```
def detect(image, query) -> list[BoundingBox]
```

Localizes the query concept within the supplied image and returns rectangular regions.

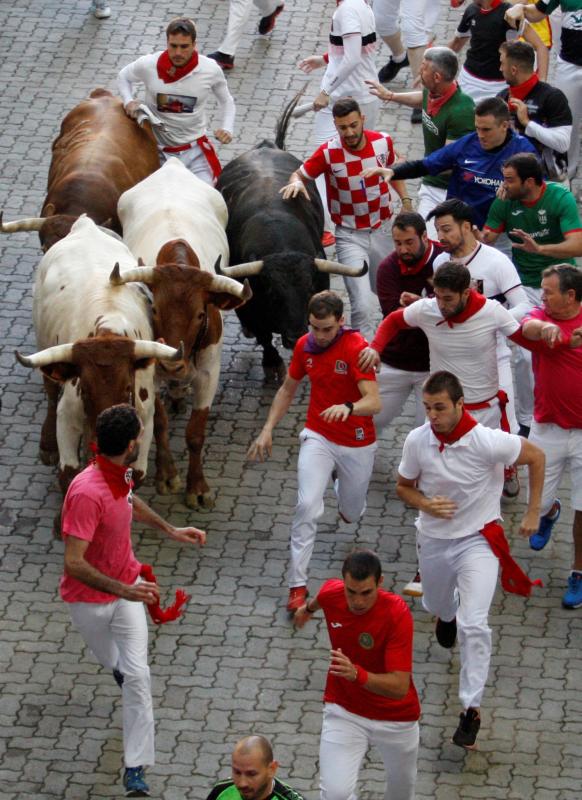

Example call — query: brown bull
[1,88,159,250]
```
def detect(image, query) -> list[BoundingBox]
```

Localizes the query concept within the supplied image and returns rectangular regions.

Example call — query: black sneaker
[207,51,235,70]
[258,4,284,35]
[518,424,530,438]
[411,107,423,124]
[435,617,457,648]
[452,708,481,749]
[113,669,124,688]
[378,54,410,83]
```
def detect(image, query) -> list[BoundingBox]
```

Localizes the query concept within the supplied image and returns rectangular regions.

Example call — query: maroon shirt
[375,240,443,372]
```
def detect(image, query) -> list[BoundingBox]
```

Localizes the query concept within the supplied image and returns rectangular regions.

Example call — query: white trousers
[373,0,439,47]
[418,531,499,709]
[319,703,419,800]
[335,224,391,341]
[376,362,428,430]
[159,144,215,185]
[68,597,155,768]
[529,421,582,515]
[416,183,446,239]
[553,57,582,179]
[459,67,507,103]
[219,0,280,55]
[513,286,541,427]
[288,430,377,587]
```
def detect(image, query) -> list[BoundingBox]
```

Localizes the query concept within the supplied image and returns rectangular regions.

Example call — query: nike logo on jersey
[463,159,478,164]
[330,622,343,628]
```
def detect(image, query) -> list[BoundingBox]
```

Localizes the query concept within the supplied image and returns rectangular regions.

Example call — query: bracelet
[304,601,316,614]
[354,665,369,686]
[344,402,354,415]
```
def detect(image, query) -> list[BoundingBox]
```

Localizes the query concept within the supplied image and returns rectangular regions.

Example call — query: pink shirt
[60,464,141,603]
[526,306,582,429]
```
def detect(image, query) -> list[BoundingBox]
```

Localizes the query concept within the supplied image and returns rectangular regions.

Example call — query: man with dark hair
[118,17,235,184]
[519,265,582,608]
[366,97,538,228]
[247,291,381,612]
[293,550,420,800]
[498,40,572,179]
[367,46,475,237]
[206,735,305,800]
[61,404,206,797]
[280,98,410,340]
[207,1,285,70]
[396,371,545,749]
[483,152,582,433]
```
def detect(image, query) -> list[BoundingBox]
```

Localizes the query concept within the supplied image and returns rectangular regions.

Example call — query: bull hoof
[185,491,215,510]
[156,474,183,495]
[40,448,59,466]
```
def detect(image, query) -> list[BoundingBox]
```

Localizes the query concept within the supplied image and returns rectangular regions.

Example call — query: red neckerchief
[480,0,502,13]
[431,409,477,453]
[398,241,435,276]
[94,453,134,499]
[140,563,191,624]
[427,82,458,118]
[157,49,199,83]
[509,73,539,101]
[436,288,486,328]
[480,521,543,596]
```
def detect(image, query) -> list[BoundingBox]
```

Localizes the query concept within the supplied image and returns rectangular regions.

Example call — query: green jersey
[206,778,305,800]
[421,87,475,190]
[484,182,582,287]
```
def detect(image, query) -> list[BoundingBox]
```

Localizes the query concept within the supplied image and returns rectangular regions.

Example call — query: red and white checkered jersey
[300,130,395,230]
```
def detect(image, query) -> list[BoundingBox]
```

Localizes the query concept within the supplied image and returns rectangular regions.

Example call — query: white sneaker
[403,571,423,597]
[92,2,111,19]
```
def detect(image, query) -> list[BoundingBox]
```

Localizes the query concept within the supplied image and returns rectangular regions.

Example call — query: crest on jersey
[376,153,387,167]
[359,632,374,649]
[335,360,348,374]
[538,208,548,225]
[306,357,313,369]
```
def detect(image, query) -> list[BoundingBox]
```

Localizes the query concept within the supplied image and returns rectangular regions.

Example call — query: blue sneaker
[529,499,561,551]
[123,766,150,797]
[562,572,582,609]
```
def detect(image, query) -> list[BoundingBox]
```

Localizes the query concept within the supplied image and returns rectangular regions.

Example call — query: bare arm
[522,22,549,81]
[507,2,547,23]
[329,648,411,699]
[132,494,206,545]
[447,35,469,53]
[320,378,381,423]
[366,80,422,108]
[247,374,301,460]
[515,438,545,536]
[396,474,458,519]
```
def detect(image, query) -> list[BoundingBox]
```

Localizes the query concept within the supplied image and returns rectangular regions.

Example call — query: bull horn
[110,263,156,286]
[132,339,184,362]
[15,343,74,368]
[214,254,223,274]
[209,274,253,300]
[216,260,264,278]
[0,210,45,234]
[314,258,369,277]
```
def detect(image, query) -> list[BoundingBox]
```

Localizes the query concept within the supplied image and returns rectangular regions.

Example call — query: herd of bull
[1,88,366,514]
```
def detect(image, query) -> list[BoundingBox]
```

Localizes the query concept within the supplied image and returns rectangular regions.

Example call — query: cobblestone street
[0,1,581,798]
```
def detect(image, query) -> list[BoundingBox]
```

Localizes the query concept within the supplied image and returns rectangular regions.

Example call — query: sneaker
[452,708,480,750]
[321,231,336,248]
[287,586,307,612]
[377,54,410,84]
[529,499,561,551]
[435,616,457,648]
[258,4,284,35]
[518,424,530,438]
[403,571,423,597]
[502,465,520,499]
[123,766,150,797]
[411,108,423,124]
[207,51,235,70]
[91,1,111,18]
[113,669,124,688]
[562,571,582,609]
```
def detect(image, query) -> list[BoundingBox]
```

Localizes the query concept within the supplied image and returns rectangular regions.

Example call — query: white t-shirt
[322,0,378,102]
[403,297,519,402]
[118,52,236,148]
[398,422,522,539]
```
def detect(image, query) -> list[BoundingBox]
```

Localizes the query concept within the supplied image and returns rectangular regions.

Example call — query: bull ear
[40,363,80,384]
[44,202,55,216]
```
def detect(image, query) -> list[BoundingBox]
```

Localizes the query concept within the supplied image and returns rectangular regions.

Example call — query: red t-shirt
[317,579,421,722]
[525,306,582,429]
[288,330,376,447]
[60,464,141,603]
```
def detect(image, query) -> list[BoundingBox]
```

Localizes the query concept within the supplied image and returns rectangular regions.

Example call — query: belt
[161,135,222,180]
[465,390,510,433]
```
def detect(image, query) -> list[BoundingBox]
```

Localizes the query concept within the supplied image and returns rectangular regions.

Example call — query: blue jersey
[423,131,538,228]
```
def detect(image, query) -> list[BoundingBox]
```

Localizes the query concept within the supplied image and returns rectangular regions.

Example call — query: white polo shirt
[403,297,519,403]
[398,421,522,539]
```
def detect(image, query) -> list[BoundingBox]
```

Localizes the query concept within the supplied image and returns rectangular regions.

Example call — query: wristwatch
[344,402,354,415]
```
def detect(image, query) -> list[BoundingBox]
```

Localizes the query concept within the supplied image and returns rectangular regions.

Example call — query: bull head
[214,256,368,279]
[15,339,184,371]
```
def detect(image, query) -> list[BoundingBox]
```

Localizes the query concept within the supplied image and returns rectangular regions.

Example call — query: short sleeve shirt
[317,579,421,721]
[325,0,378,101]
[457,2,513,81]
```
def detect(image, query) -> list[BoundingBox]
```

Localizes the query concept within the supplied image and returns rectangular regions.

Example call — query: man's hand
[570,326,582,348]
[496,184,508,201]
[510,228,540,253]
[247,430,273,462]
[360,167,394,181]
[519,509,541,537]
[422,495,458,519]
[298,55,326,73]
[400,291,421,307]
[508,97,530,127]
[538,322,563,347]
[320,404,352,423]
[124,581,160,605]
[279,180,311,201]
[358,347,380,371]
[329,648,357,682]
[214,128,233,144]
[313,91,330,111]
[167,526,206,546]
[365,79,393,102]
[124,100,141,120]
[293,604,313,628]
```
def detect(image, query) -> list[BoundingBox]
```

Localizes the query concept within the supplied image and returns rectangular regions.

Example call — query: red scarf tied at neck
[92,449,134,499]
[157,49,199,83]
[436,288,486,328]
[431,409,477,452]
[508,73,539,102]
[426,82,458,118]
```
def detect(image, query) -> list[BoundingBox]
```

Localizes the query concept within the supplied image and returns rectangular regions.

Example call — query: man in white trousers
[61,404,206,797]
[294,549,421,800]
[247,291,380,613]
[118,17,235,184]
[207,1,285,70]
[397,371,545,748]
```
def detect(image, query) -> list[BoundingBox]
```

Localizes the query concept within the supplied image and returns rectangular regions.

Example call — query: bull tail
[274,88,307,151]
